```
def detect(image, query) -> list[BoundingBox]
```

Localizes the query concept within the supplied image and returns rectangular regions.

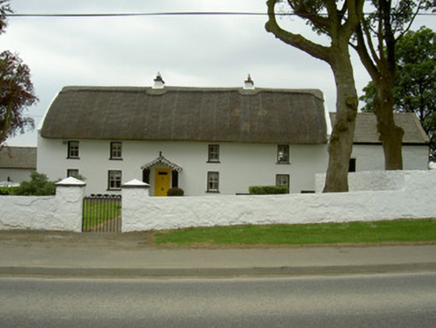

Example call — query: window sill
[107,188,121,192]
[276,162,291,165]
[206,190,220,194]
[67,157,80,160]
[207,161,221,164]
[109,158,123,161]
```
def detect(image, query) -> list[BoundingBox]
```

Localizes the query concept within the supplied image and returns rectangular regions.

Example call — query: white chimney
[244,74,255,90]
[152,72,165,89]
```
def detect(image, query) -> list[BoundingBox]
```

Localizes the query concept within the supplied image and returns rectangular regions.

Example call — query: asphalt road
[1,273,435,328]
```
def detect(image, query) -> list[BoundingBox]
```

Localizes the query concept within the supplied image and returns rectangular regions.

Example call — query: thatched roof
[329,112,429,144]
[0,147,37,169]
[40,86,327,144]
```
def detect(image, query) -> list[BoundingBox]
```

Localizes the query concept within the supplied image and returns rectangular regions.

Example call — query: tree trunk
[373,79,404,170]
[323,49,358,192]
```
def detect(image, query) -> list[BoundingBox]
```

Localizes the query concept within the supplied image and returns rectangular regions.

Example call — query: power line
[5,11,436,18]
[6,12,269,18]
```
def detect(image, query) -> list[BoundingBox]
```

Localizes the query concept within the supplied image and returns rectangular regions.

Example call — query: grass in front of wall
[151,219,436,247]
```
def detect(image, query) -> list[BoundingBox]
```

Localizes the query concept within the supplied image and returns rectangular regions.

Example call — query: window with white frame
[67,141,79,159]
[276,174,290,189]
[108,170,122,190]
[207,171,219,192]
[208,144,220,162]
[277,145,290,164]
[67,169,79,178]
[110,142,122,160]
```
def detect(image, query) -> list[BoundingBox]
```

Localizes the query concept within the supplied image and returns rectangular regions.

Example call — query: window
[67,169,79,178]
[276,174,290,188]
[143,169,150,184]
[108,170,122,190]
[68,141,79,159]
[277,145,290,164]
[172,170,179,188]
[349,158,356,172]
[207,172,219,192]
[208,144,220,162]
[110,142,122,160]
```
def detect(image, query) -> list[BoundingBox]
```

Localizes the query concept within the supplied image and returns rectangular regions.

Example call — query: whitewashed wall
[351,144,429,171]
[0,168,33,184]
[122,170,436,232]
[37,135,328,195]
[0,178,85,232]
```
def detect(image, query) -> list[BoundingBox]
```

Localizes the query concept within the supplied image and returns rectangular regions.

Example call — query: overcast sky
[3,0,435,146]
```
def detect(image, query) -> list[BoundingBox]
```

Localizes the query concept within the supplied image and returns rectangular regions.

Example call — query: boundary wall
[122,170,436,232]
[1,171,435,232]
[0,178,85,232]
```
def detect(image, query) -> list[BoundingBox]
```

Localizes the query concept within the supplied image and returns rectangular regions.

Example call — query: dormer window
[277,145,290,164]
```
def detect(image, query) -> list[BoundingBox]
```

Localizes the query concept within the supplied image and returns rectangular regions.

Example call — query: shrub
[167,187,184,196]
[0,186,16,195]
[249,185,289,195]
[14,172,56,196]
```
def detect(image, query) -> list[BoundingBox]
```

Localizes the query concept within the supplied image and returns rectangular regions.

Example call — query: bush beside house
[12,172,56,196]
[249,186,289,195]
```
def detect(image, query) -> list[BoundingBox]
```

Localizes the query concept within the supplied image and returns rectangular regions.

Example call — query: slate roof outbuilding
[329,112,429,144]
[0,147,37,169]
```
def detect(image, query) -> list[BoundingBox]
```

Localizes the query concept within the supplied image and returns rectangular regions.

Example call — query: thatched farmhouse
[37,76,429,196]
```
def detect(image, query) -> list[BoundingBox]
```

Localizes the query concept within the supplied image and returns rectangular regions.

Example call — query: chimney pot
[153,72,165,89]
[244,74,255,90]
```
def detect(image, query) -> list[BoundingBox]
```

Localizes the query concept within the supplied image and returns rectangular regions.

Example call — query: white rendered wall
[37,135,328,195]
[0,181,85,232]
[0,168,33,184]
[122,170,436,232]
[351,144,429,171]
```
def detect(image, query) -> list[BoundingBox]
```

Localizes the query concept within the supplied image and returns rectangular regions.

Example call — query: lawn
[151,219,436,247]
[82,200,121,231]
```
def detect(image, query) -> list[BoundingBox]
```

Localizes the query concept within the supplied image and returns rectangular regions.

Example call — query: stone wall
[122,170,436,232]
[0,177,86,232]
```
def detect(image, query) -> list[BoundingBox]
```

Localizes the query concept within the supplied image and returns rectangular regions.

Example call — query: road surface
[1,273,435,327]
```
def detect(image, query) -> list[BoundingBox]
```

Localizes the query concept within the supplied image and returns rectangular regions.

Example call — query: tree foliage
[361,26,436,161]
[0,0,37,147]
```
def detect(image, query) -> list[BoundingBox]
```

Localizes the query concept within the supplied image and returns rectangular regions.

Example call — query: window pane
[276,174,289,188]
[67,169,79,178]
[208,145,220,162]
[111,142,122,159]
[277,145,289,163]
[108,170,122,190]
[68,141,79,158]
[207,172,219,192]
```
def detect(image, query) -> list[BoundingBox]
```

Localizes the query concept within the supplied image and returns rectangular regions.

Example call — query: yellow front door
[154,168,171,196]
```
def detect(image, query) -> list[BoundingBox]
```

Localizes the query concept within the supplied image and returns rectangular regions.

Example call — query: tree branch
[265,0,332,63]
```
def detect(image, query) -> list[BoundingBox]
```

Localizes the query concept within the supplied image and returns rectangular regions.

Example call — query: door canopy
[141,152,183,172]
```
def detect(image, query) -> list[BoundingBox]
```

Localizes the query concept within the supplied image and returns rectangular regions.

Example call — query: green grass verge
[152,219,436,247]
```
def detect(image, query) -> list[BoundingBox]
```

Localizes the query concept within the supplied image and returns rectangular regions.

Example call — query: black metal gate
[82,194,122,233]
